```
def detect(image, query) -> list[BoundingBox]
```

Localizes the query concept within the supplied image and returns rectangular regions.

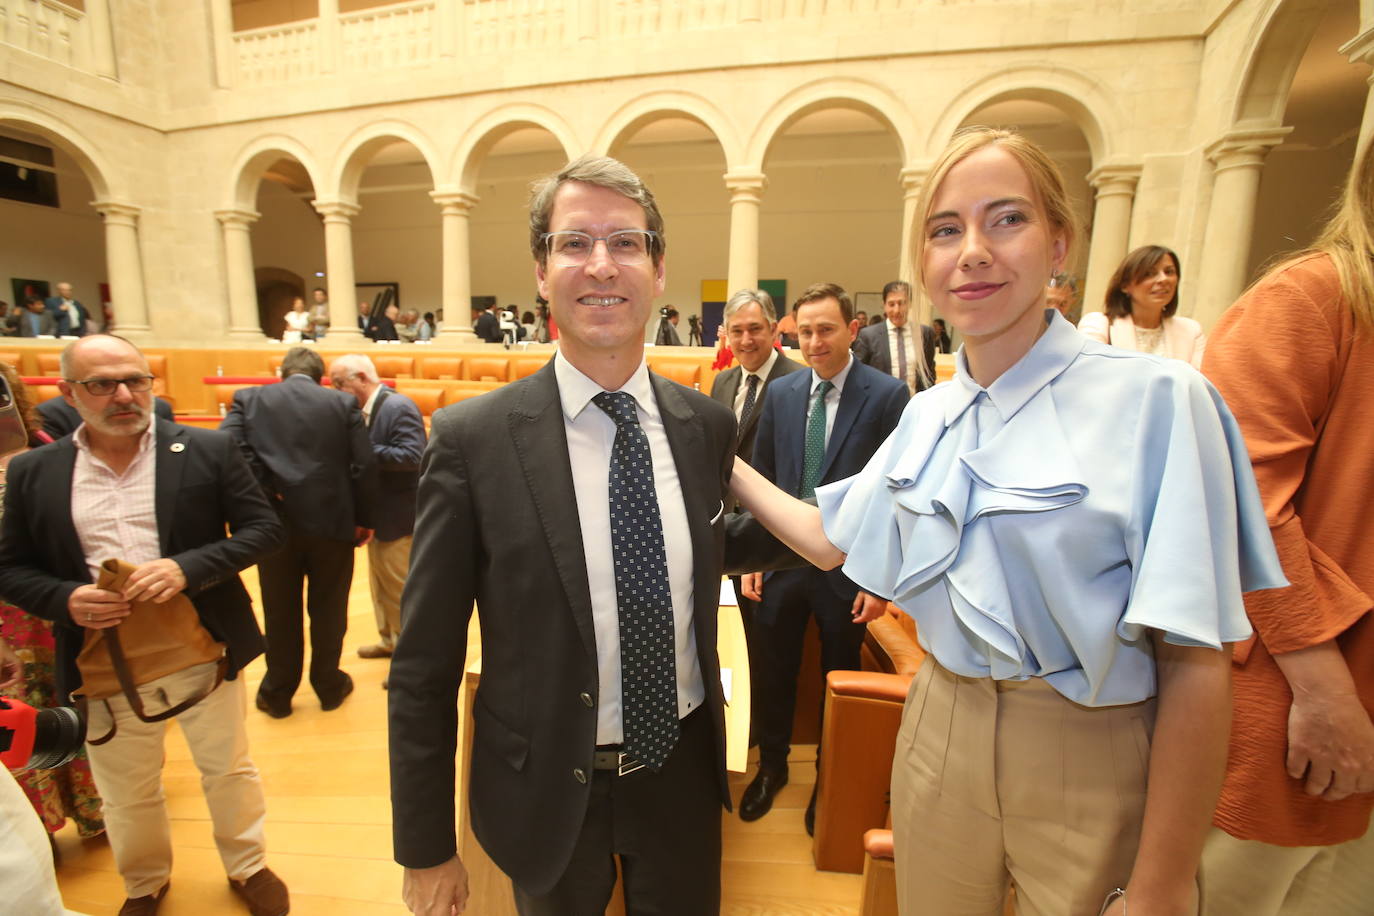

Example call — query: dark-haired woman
[1080,245,1205,368]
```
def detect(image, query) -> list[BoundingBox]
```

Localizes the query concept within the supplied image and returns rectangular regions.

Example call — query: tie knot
[593,390,640,427]
[813,380,834,400]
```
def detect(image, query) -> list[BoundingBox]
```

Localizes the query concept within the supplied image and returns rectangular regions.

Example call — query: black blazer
[709,352,805,465]
[388,361,795,894]
[38,395,175,440]
[0,420,284,701]
[751,359,907,610]
[367,386,426,542]
[853,320,937,393]
[220,374,376,541]
[472,310,501,343]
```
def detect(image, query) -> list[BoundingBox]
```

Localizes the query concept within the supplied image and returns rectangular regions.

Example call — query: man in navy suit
[328,355,426,667]
[853,280,936,395]
[221,347,376,718]
[44,281,91,336]
[739,282,908,831]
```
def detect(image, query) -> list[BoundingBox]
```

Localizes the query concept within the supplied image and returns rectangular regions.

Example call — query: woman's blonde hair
[1275,138,1374,328]
[911,126,1078,296]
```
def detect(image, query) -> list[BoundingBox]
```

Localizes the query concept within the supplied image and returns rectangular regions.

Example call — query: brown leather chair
[464,356,510,382]
[421,357,464,380]
[812,603,925,874]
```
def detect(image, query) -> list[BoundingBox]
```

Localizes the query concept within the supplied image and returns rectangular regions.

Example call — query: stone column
[1195,127,1290,329]
[313,200,365,339]
[215,209,267,341]
[1340,29,1374,163]
[92,201,150,339]
[318,0,340,74]
[85,0,118,79]
[724,171,767,294]
[1080,163,1142,316]
[431,190,480,341]
[897,165,928,285]
[739,0,763,23]
[209,0,235,87]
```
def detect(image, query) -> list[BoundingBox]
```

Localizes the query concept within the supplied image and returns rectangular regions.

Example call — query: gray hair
[528,155,665,266]
[723,289,777,326]
[331,353,379,384]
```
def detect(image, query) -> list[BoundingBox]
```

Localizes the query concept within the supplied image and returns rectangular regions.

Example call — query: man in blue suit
[329,355,427,668]
[45,281,91,336]
[739,281,908,831]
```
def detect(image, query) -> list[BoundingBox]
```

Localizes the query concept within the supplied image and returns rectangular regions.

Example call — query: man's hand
[1286,691,1374,800]
[741,572,763,602]
[68,584,131,628]
[851,591,887,624]
[0,637,23,690]
[355,526,374,548]
[123,558,188,604]
[402,855,469,915]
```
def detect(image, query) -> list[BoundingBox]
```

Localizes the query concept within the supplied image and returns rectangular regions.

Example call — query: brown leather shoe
[229,866,290,916]
[118,881,169,915]
[356,643,393,659]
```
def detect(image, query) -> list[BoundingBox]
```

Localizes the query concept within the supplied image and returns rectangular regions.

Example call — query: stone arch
[746,77,915,168]
[925,64,1121,164]
[0,102,117,201]
[331,119,442,204]
[227,134,325,211]
[592,91,742,168]
[452,104,579,191]
[1229,0,1329,128]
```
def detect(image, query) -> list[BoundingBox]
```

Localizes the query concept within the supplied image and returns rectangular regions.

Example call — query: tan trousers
[84,662,268,898]
[892,659,1157,916]
[1199,824,1374,915]
[367,535,412,649]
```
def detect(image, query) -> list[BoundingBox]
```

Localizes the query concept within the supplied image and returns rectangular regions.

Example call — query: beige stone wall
[0,0,1366,343]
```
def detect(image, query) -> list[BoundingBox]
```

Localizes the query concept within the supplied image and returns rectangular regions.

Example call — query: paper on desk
[719,579,737,606]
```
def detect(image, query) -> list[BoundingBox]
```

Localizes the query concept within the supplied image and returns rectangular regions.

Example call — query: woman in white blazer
[1080,245,1206,368]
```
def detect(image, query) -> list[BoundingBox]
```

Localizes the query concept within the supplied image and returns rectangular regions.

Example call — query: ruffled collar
[881,310,1089,677]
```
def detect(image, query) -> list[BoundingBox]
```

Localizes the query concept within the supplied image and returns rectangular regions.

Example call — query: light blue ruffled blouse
[817,311,1286,707]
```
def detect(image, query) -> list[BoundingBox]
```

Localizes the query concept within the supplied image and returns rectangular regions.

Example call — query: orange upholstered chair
[0,352,22,371]
[403,388,444,417]
[647,357,701,389]
[421,357,464,380]
[464,356,509,382]
[372,355,416,379]
[37,353,61,375]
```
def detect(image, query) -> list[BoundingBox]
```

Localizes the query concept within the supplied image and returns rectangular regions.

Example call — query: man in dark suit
[0,334,289,916]
[389,156,795,915]
[15,295,58,337]
[221,347,375,719]
[853,280,936,395]
[472,304,501,343]
[710,288,804,642]
[328,355,426,665]
[740,282,908,832]
[37,392,175,440]
[45,281,91,336]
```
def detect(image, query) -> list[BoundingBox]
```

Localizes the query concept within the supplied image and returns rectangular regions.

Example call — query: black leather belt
[592,748,645,776]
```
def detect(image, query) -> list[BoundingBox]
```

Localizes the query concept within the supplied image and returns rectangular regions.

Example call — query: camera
[0,696,86,771]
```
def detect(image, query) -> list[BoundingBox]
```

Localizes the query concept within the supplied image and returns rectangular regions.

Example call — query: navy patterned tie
[592,391,679,771]
[800,380,833,499]
[737,373,761,444]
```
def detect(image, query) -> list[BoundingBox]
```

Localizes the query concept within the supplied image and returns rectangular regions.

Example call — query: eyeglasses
[541,230,660,267]
[66,375,154,396]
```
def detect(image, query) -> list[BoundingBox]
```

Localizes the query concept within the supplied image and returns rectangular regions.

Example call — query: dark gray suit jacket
[709,351,805,465]
[388,360,794,894]
[367,386,426,542]
[853,319,937,393]
[0,420,283,701]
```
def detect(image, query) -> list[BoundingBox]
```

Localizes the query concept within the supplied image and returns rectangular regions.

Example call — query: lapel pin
[170,442,186,453]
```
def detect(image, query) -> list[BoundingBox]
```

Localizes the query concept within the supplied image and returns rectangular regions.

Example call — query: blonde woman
[731,127,1283,915]
[1080,245,1205,367]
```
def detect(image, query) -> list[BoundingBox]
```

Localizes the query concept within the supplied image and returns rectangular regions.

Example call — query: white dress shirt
[886,319,920,394]
[554,352,705,745]
[807,352,856,445]
[731,348,780,420]
[71,423,161,581]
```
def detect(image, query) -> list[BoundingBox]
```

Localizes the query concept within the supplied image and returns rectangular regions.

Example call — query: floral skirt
[1,604,105,836]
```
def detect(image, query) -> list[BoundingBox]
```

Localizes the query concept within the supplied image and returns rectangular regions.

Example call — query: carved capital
[214,208,261,229]
[1205,127,1292,173]
[1340,28,1374,67]
[1085,163,1142,199]
[724,170,767,202]
[430,189,480,214]
[91,200,141,226]
[899,165,931,198]
[312,199,361,222]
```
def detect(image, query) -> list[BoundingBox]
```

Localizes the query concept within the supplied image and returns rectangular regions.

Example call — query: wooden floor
[52,557,861,915]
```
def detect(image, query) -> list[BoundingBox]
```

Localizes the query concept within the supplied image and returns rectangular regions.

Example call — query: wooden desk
[458,601,751,913]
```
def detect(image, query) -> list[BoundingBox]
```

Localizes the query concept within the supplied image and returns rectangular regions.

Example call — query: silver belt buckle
[617,752,645,776]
